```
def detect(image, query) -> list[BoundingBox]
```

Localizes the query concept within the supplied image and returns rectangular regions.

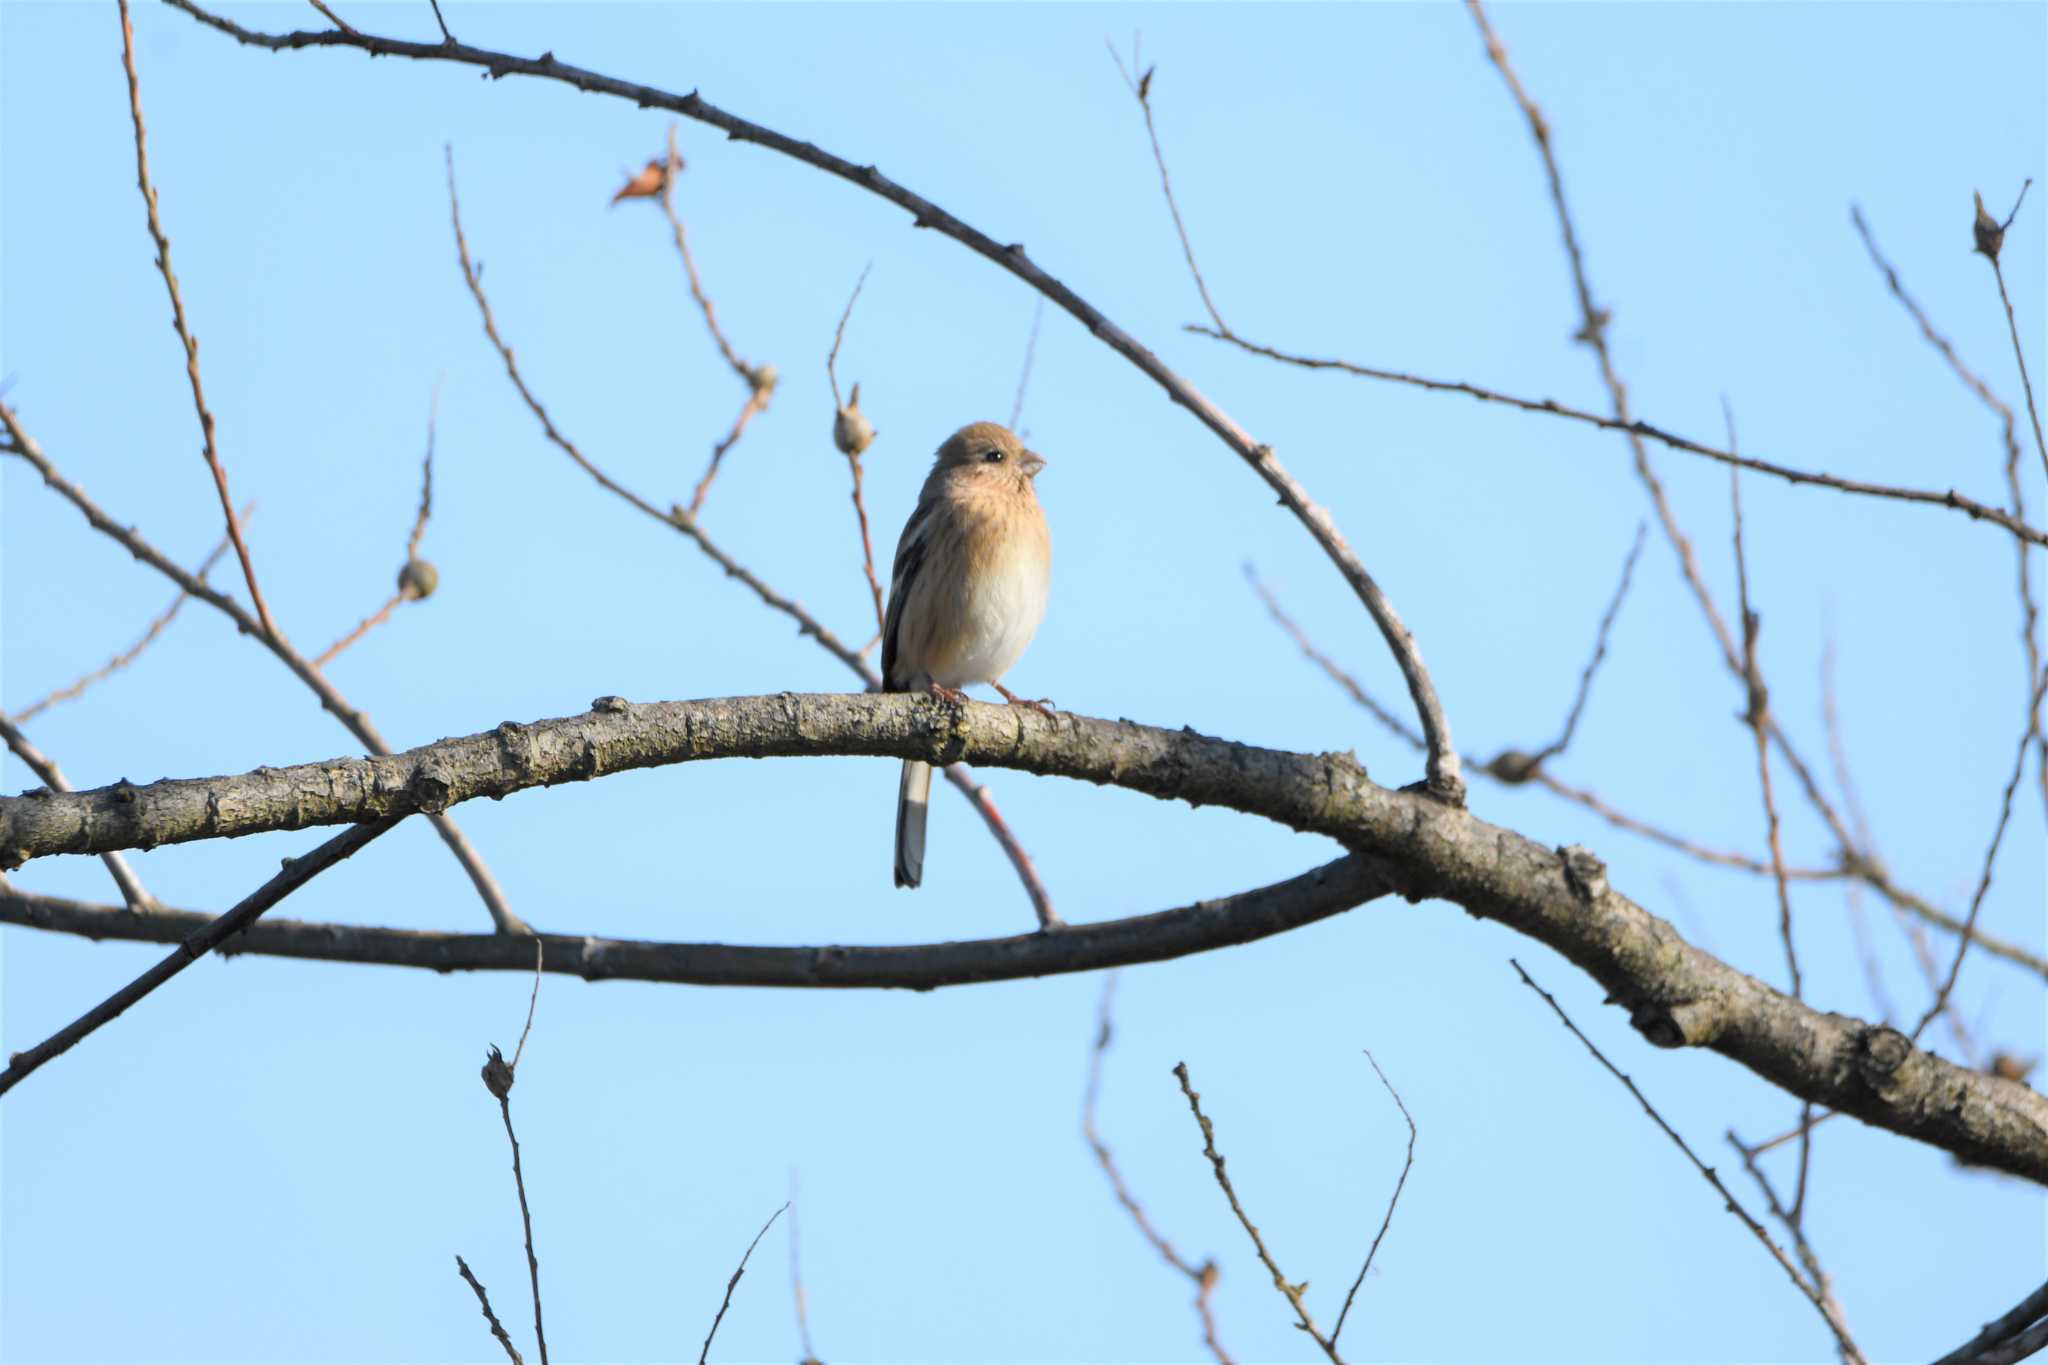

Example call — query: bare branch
[1329,1049,1416,1348]
[1908,665,2048,1044]
[825,268,886,635]
[700,1204,788,1365]
[0,816,400,1098]
[1173,1060,1341,1363]
[455,1255,526,1365]
[0,400,526,935]
[1082,976,1231,1364]
[1511,960,1865,1364]
[117,0,279,638]
[1192,328,2048,550]
[166,0,1464,804]
[1974,183,2047,487]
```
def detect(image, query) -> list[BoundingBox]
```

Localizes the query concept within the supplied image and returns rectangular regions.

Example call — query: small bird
[883,421,1052,888]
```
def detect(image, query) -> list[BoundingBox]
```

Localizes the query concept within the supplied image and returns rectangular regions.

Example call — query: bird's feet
[926,682,971,707]
[994,683,1057,719]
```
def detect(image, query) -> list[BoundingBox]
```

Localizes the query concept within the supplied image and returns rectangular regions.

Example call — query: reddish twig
[117,0,280,640]
[0,816,400,1098]
[1173,1060,1343,1364]
[686,377,775,518]
[1081,976,1231,1364]
[700,1204,788,1365]
[313,591,405,669]
[1510,960,1866,1364]
[1726,1133,1859,1365]
[661,124,754,387]
[305,0,357,35]
[9,511,244,724]
[1329,1049,1416,1348]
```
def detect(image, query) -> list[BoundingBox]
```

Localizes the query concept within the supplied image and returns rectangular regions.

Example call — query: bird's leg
[927,681,971,707]
[993,682,1057,718]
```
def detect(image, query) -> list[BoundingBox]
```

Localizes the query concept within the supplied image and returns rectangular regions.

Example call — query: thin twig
[662,124,753,386]
[1975,183,2046,487]
[117,0,279,639]
[826,268,886,634]
[1509,960,1866,1364]
[700,1203,789,1365]
[1730,439,1815,1224]
[1909,665,2048,1044]
[305,0,357,34]
[9,513,243,724]
[1109,39,1227,333]
[787,1173,822,1365]
[313,592,405,669]
[0,817,400,1097]
[1330,1049,1416,1348]
[1173,1060,1342,1364]
[1008,296,1046,433]
[686,378,774,517]
[0,718,155,912]
[1192,328,2048,551]
[1726,1134,1859,1365]
[454,1255,526,1365]
[1515,522,1646,772]
[1,401,527,936]
[1081,976,1231,1364]
[446,153,1056,926]
[1851,203,2045,819]
[511,937,543,1070]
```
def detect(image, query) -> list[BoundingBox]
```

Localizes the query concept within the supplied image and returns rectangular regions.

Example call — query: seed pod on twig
[834,381,876,456]
[398,557,440,601]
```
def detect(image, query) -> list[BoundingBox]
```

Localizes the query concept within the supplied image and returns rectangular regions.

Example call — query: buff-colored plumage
[884,421,1052,888]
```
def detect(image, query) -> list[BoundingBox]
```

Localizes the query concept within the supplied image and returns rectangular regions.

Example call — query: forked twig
[0,718,155,912]
[1173,1060,1343,1364]
[455,1255,527,1365]
[1330,1048,1416,1347]
[1510,960,1865,1363]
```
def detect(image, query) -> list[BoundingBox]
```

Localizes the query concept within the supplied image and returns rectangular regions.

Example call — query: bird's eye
[982,448,1006,463]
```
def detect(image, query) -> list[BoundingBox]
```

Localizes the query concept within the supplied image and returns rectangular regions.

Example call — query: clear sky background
[3,2,2043,1361]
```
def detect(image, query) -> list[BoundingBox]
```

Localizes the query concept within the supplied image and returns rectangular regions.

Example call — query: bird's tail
[895,758,932,888]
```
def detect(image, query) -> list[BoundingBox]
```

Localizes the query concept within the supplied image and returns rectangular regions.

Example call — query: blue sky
[3,2,2043,1361]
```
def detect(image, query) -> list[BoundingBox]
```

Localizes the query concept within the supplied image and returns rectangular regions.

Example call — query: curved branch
[0,856,1385,990]
[3,690,2045,1184]
[164,0,1463,804]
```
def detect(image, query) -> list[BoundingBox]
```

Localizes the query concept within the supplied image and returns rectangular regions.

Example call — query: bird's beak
[1020,450,1047,479]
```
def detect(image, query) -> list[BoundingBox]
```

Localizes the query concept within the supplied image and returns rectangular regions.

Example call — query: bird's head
[933,421,1046,487]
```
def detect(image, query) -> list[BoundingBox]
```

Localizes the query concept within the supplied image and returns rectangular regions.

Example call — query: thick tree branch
[165,0,1465,804]
[4,691,2046,1183]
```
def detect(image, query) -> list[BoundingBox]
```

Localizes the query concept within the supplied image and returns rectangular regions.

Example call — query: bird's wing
[881,500,934,690]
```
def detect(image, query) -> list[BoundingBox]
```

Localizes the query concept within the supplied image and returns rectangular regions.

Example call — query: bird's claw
[927,683,971,707]
[994,684,1057,719]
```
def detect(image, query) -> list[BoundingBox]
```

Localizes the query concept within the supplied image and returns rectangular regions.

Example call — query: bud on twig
[398,557,440,600]
[1974,191,2005,262]
[834,381,876,456]
[481,1044,515,1100]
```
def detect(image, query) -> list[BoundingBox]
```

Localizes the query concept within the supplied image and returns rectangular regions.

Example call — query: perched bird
[883,421,1052,888]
